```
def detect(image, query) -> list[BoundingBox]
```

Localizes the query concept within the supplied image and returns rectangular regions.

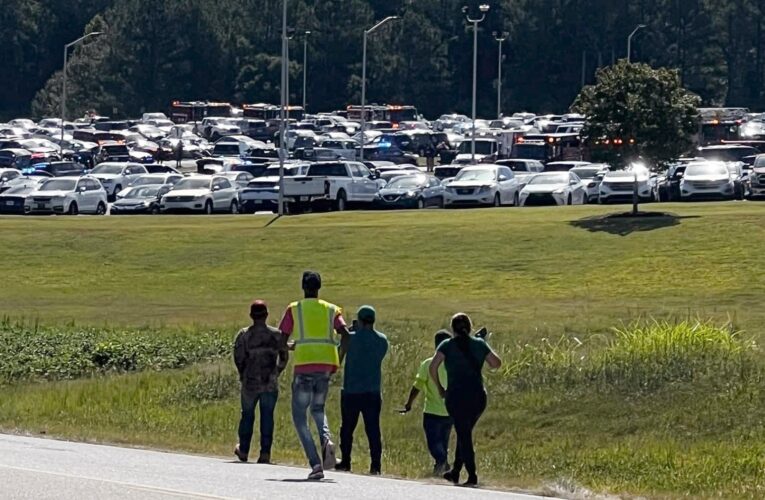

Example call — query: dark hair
[450,313,472,337]
[434,330,451,348]
[302,271,322,291]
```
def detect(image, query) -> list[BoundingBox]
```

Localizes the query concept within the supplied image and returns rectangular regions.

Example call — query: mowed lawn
[3,203,765,498]
[1,203,764,336]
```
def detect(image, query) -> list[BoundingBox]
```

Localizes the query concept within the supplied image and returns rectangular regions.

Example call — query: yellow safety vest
[291,298,340,369]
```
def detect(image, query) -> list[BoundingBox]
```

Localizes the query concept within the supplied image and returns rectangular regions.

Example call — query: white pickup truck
[282,161,379,211]
[239,162,309,213]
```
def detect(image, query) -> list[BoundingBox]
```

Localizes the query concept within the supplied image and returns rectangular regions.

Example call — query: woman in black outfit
[429,313,502,487]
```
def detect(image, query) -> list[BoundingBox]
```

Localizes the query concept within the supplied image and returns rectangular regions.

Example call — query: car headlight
[405,191,417,198]
[553,189,565,195]
[477,186,491,194]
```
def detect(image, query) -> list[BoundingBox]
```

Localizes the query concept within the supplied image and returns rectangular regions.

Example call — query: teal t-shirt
[436,336,491,393]
[343,328,389,393]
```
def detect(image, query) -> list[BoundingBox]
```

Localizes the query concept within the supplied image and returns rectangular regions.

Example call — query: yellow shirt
[414,356,449,417]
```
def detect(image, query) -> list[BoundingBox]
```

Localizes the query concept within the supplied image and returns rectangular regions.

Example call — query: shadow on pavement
[570,211,700,236]
[266,478,337,484]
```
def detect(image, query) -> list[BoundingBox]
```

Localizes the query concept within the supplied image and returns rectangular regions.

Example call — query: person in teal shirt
[400,330,453,475]
[336,306,389,475]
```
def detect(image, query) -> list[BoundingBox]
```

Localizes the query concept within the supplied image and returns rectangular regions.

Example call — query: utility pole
[493,31,508,119]
[61,31,103,149]
[464,4,490,164]
[278,0,288,216]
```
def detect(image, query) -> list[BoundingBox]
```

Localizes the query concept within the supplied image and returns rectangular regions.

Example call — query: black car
[374,174,445,209]
[30,161,86,178]
[0,183,38,214]
[658,164,687,202]
[433,164,465,181]
[144,164,181,174]
[110,185,169,215]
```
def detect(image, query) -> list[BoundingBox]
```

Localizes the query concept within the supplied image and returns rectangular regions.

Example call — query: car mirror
[212,185,220,192]
[78,186,87,192]
[498,175,508,182]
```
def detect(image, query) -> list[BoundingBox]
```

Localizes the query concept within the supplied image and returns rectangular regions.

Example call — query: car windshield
[387,176,426,188]
[571,168,600,179]
[528,173,568,185]
[458,141,496,155]
[40,179,76,191]
[132,176,165,186]
[455,169,496,182]
[124,186,160,198]
[174,178,210,190]
[686,163,729,176]
[700,147,755,162]
[104,145,128,154]
[91,164,124,174]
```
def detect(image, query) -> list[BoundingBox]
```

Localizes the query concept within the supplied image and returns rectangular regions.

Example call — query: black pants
[445,389,487,478]
[339,391,382,469]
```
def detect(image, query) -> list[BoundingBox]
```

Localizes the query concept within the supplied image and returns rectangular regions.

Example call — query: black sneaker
[369,466,381,476]
[335,460,351,472]
[256,453,271,464]
[463,475,479,487]
[443,469,460,484]
[233,445,248,463]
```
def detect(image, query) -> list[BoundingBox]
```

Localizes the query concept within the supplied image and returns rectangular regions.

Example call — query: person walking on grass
[335,306,389,475]
[233,300,288,464]
[429,313,502,487]
[279,271,350,481]
[400,330,453,475]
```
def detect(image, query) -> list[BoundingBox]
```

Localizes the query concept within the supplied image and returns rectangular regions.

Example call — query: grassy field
[2,203,765,498]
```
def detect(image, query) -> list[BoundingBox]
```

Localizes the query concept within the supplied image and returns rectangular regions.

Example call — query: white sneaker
[308,465,324,481]
[322,439,336,471]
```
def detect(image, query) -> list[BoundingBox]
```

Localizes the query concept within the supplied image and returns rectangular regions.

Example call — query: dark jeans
[238,390,278,457]
[423,413,453,466]
[445,389,487,478]
[339,391,382,469]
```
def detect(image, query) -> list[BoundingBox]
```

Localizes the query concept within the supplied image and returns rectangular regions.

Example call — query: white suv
[25,176,108,215]
[679,161,736,201]
[90,162,149,200]
[160,175,240,214]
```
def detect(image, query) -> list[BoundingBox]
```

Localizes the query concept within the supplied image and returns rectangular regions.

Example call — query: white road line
[0,464,237,500]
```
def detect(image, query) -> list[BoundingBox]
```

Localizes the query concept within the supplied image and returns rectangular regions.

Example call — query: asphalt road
[0,434,554,500]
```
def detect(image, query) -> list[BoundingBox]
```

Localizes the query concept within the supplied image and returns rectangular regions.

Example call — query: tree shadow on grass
[569,211,701,236]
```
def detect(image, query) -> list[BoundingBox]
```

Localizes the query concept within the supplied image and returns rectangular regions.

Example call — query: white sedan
[519,172,588,206]
[160,175,240,214]
[444,164,521,207]
[89,162,149,200]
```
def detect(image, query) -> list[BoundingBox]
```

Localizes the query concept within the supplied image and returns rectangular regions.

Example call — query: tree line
[2,0,764,120]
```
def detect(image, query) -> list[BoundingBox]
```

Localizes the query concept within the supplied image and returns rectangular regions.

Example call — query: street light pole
[627,24,647,63]
[60,31,103,149]
[360,16,399,161]
[493,31,508,119]
[278,0,288,216]
[302,31,311,111]
[465,5,490,164]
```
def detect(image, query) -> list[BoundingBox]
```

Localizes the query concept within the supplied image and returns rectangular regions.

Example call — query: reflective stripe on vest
[292,299,340,368]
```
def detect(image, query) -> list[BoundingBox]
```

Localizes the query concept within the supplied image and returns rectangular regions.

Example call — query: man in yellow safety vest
[279,271,350,481]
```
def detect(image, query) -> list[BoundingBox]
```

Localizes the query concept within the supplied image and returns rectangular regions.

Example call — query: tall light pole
[360,15,399,161]
[464,4,490,164]
[302,31,311,111]
[493,31,508,119]
[61,31,103,149]
[627,24,646,63]
[278,0,288,216]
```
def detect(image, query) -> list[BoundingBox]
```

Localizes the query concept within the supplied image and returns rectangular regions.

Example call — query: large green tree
[571,61,700,168]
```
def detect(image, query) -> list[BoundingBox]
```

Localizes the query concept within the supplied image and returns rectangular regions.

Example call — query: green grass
[2,203,765,497]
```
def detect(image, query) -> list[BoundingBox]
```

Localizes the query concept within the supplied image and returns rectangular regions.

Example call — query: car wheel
[567,193,573,205]
[68,202,79,215]
[417,198,425,209]
[513,192,520,207]
[150,205,160,215]
[204,200,214,214]
[493,193,501,207]
[96,202,107,215]
[335,190,347,211]
[230,200,239,214]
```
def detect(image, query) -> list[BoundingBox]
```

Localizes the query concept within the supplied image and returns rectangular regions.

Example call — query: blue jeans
[423,413,453,466]
[291,372,331,468]
[238,391,278,457]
